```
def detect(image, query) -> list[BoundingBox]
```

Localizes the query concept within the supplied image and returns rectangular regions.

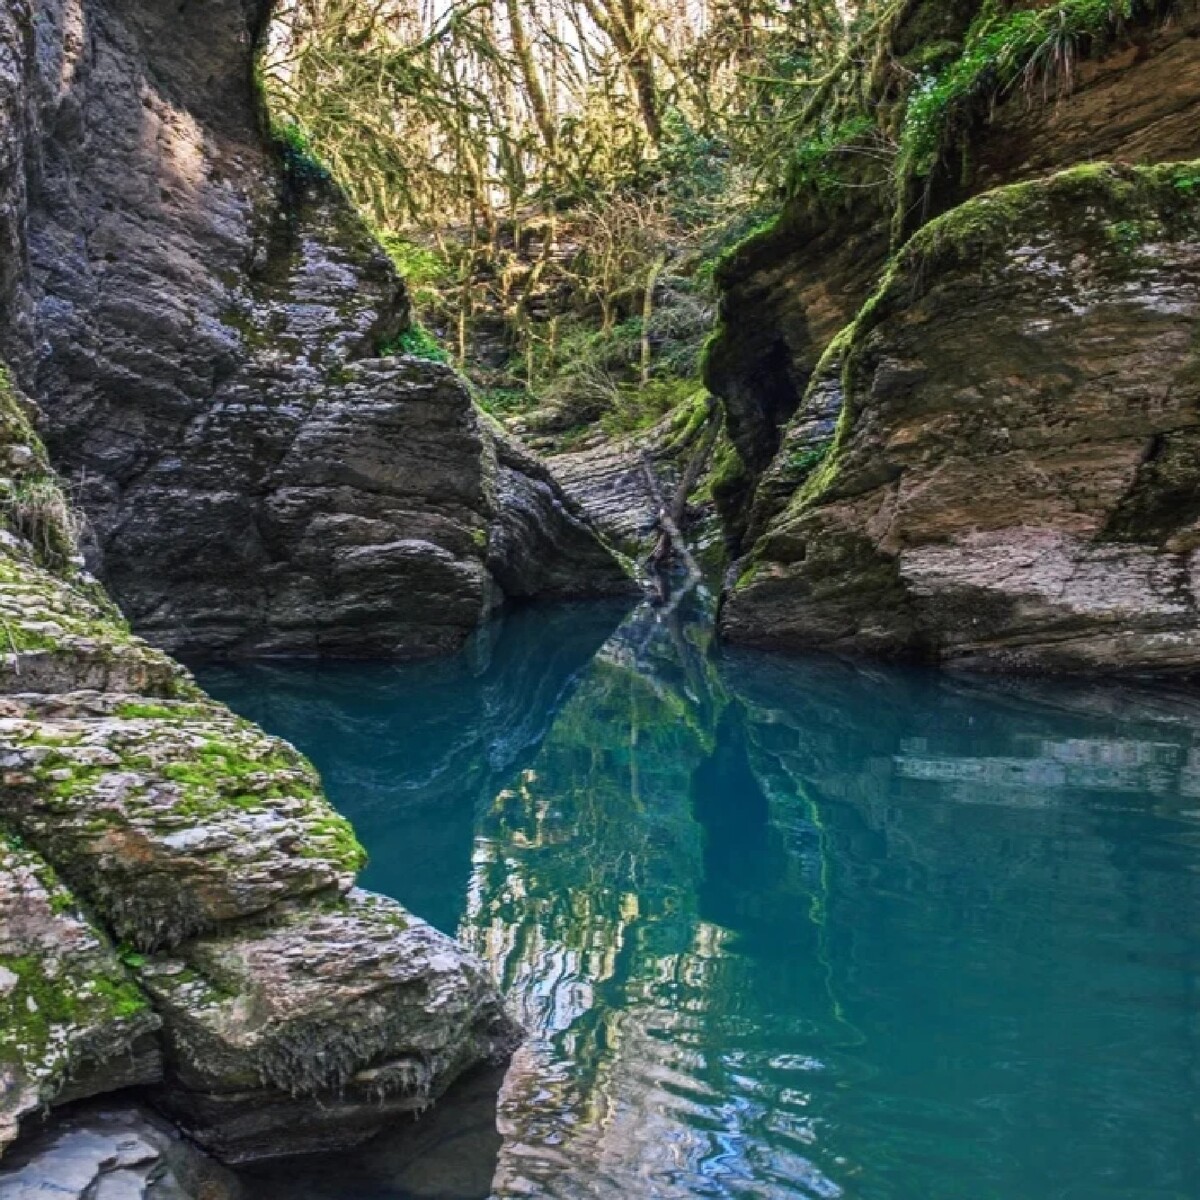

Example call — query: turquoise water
[201,600,1200,1200]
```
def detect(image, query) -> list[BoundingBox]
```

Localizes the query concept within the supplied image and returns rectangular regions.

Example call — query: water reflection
[202,602,1200,1200]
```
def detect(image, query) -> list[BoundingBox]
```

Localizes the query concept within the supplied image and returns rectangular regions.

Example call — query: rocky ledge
[0,375,519,1164]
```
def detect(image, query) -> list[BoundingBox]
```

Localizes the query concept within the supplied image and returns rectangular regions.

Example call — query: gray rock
[0,0,628,663]
[721,165,1200,673]
[0,252,519,1165]
[0,1105,243,1199]
[0,839,161,1154]
[143,890,519,1162]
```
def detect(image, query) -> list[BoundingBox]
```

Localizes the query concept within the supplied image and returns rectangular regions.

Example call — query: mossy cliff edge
[0,371,519,1163]
[707,0,1200,672]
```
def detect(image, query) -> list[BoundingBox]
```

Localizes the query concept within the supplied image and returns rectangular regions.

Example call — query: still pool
[200,599,1200,1200]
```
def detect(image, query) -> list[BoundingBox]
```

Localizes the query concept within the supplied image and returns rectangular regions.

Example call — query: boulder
[0,0,628,662]
[721,163,1200,673]
[0,839,160,1154]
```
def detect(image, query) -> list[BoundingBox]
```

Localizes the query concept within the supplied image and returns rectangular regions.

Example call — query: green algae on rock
[0,837,161,1153]
[2,694,366,951]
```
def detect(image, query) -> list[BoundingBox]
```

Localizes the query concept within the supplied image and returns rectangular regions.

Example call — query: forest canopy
[260,0,1166,433]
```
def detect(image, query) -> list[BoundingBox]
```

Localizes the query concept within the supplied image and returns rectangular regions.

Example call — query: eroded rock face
[721,164,1200,672]
[0,370,519,1160]
[0,840,160,1154]
[145,891,515,1162]
[705,3,1200,556]
[0,0,627,661]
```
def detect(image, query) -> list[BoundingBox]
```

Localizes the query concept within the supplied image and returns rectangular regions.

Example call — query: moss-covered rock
[1,693,365,950]
[0,366,517,1161]
[721,162,1200,673]
[142,889,519,1163]
[0,837,161,1153]
[705,0,1200,555]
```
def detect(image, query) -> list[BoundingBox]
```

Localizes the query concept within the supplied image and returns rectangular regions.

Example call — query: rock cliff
[0,0,629,662]
[709,0,1200,671]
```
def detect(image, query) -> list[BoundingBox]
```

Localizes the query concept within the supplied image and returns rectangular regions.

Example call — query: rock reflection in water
[203,602,1200,1200]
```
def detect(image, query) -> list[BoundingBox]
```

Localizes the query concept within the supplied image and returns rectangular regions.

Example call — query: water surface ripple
[202,600,1200,1200]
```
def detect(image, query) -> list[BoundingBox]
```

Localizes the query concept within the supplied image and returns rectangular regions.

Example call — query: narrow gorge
[1,0,1199,1197]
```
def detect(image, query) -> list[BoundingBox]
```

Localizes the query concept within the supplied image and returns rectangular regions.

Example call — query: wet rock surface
[0,1104,244,1199]
[0,328,519,1163]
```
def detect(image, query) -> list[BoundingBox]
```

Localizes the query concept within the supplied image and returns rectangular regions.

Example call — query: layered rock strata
[0,0,628,661]
[720,163,1200,671]
[0,375,518,1161]
[709,1,1200,670]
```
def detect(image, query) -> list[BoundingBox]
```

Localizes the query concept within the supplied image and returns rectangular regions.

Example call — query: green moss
[891,160,1200,287]
[474,385,532,417]
[766,158,1200,536]
[0,363,84,574]
[113,701,209,720]
[219,304,274,353]
[602,376,704,437]
[378,322,451,362]
[782,443,831,479]
[708,435,749,505]
[0,844,153,1088]
[273,121,332,187]
[894,0,1177,231]
[710,216,781,290]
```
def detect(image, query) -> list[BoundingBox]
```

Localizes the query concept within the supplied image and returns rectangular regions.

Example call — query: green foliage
[272,121,331,186]
[475,386,532,417]
[787,116,877,203]
[896,0,1164,195]
[2,476,83,572]
[379,323,451,363]
[602,376,705,437]
[377,234,452,310]
[1172,167,1200,195]
[117,944,148,970]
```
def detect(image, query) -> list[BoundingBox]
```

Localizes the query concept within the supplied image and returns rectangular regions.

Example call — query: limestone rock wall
[0,0,628,661]
[710,4,1200,672]
[706,3,1200,559]
[720,164,1200,672]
